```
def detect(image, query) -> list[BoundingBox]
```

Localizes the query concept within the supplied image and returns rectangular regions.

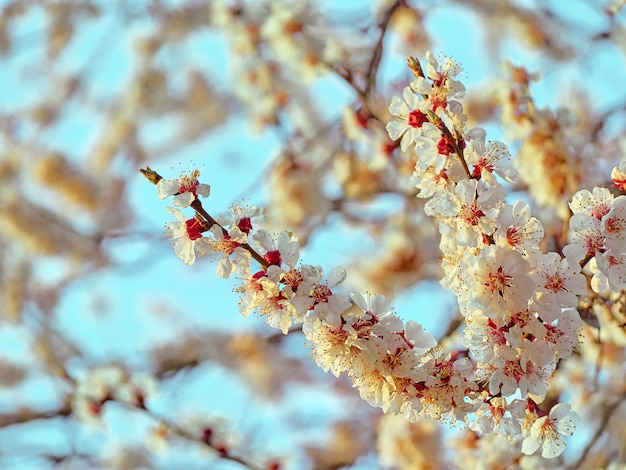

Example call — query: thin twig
[364,0,406,96]
[569,391,626,469]
[0,403,72,428]
[141,167,269,270]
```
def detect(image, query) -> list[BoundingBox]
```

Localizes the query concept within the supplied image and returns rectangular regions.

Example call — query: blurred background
[1,0,625,468]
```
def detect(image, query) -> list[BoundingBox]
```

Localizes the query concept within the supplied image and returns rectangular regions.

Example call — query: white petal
[157,178,181,199]
[405,320,437,353]
[216,258,234,278]
[196,183,211,197]
[173,239,195,265]
[173,192,195,207]
[166,206,186,222]
[327,266,347,287]
[370,294,390,315]
[521,436,540,456]
[350,291,368,312]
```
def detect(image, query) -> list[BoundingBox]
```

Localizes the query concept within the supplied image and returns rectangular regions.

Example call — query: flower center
[487,266,513,297]
[312,284,332,303]
[408,109,428,128]
[506,226,521,247]
[437,135,455,156]
[585,233,605,256]
[265,250,282,266]
[238,217,253,233]
[179,177,199,194]
[590,203,610,220]
[216,235,240,255]
[605,216,624,235]
[545,273,565,293]
[185,219,203,240]
[459,203,485,226]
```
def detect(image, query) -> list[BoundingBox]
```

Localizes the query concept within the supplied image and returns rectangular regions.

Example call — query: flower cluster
[71,365,158,424]
[145,52,626,461]
[210,1,350,130]
[386,52,586,457]
[151,169,460,426]
[564,187,626,292]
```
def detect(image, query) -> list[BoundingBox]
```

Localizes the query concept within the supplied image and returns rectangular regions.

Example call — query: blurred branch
[364,0,406,96]
[569,390,626,470]
[120,401,262,470]
[0,403,72,428]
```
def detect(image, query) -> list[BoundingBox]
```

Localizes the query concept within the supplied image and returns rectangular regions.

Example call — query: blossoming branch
[143,52,626,463]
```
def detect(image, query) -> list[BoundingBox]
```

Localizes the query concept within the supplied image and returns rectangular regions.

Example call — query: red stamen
[265,250,282,265]
[408,109,428,128]
[238,217,253,233]
[185,219,203,240]
[201,427,213,445]
[612,178,626,191]
[355,110,369,128]
[437,136,455,156]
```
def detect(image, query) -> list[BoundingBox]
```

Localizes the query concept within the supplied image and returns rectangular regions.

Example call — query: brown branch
[590,102,626,143]
[568,390,626,470]
[580,253,593,269]
[190,198,269,270]
[0,403,72,428]
[0,399,258,469]
[364,0,406,96]
[427,110,472,179]
[119,401,260,470]
[140,167,269,270]
[324,62,366,100]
